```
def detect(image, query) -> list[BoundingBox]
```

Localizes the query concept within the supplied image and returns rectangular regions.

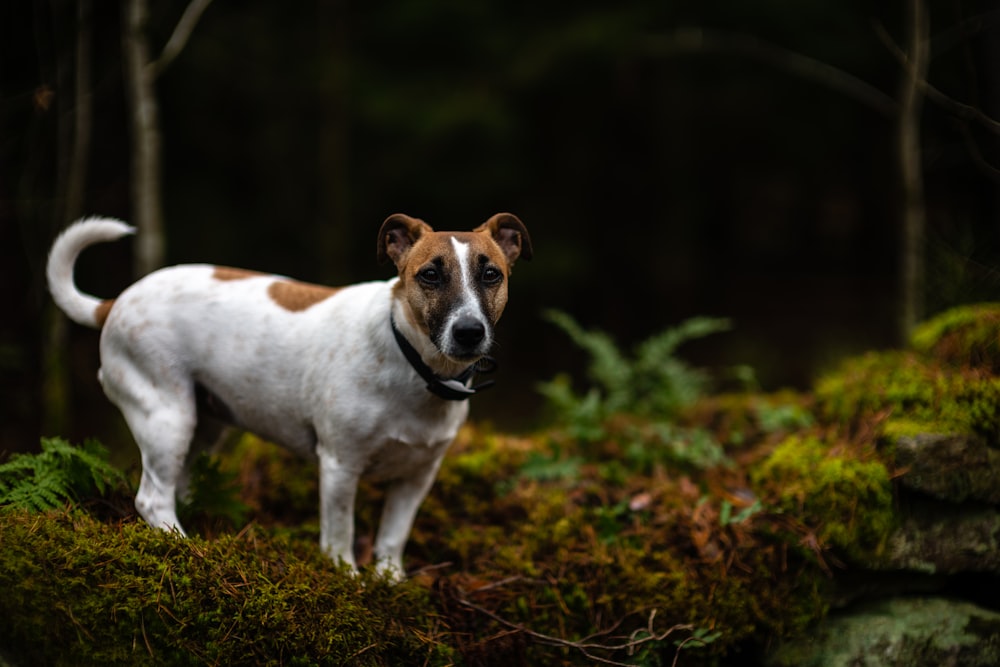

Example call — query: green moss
[411,428,831,664]
[911,303,1000,371]
[750,435,894,564]
[0,510,450,666]
[1,423,866,665]
[814,351,1000,438]
[218,433,320,525]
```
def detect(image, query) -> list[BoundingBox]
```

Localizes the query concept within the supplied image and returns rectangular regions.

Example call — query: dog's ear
[378,214,433,266]
[476,213,533,265]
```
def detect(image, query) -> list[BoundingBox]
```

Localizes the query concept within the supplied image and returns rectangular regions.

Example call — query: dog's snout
[452,317,486,347]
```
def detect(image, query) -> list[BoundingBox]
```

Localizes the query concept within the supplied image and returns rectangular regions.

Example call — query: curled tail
[47,217,136,328]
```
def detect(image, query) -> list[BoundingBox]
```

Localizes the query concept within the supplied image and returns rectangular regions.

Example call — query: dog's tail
[47,217,136,329]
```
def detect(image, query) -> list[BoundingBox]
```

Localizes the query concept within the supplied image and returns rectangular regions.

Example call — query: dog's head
[378,213,532,363]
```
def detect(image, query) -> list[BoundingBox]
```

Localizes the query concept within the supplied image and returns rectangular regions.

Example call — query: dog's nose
[452,318,486,347]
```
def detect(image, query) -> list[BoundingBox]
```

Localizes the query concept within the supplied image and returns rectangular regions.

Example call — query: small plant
[0,437,127,512]
[538,310,731,469]
[540,310,731,421]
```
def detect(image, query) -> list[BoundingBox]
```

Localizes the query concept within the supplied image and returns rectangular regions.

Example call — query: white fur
[47,217,135,327]
[47,218,481,579]
[441,237,492,359]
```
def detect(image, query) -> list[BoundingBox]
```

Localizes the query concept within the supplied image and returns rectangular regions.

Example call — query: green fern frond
[0,437,127,512]
[542,310,633,409]
[539,311,731,468]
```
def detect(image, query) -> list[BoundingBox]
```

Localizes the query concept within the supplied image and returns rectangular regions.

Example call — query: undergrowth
[538,310,732,471]
[0,509,447,666]
[0,437,127,512]
[9,303,999,664]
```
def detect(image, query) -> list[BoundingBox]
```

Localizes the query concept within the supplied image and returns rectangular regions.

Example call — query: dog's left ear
[477,213,533,265]
[378,214,433,266]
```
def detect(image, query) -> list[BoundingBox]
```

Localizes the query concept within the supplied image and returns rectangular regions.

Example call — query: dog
[47,213,531,578]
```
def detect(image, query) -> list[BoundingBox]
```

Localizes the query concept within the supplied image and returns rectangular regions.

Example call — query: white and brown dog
[47,213,531,577]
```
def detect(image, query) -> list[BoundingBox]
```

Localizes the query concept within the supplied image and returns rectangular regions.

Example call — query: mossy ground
[4,303,998,666]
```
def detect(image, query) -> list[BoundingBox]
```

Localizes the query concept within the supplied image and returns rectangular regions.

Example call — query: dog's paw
[373,558,407,584]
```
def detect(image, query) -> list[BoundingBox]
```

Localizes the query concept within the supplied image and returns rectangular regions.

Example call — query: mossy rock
[0,510,449,666]
[881,501,1000,574]
[911,303,1000,372]
[0,424,856,665]
[767,596,1000,667]
[813,351,1000,437]
[890,430,1000,504]
[749,435,894,565]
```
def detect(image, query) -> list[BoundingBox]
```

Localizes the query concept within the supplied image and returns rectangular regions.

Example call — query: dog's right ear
[377,214,433,266]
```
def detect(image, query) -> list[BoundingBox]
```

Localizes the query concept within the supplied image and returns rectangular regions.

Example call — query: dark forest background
[2,1,999,456]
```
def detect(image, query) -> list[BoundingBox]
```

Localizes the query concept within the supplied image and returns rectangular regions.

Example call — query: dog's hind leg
[317,448,362,572]
[100,366,197,536]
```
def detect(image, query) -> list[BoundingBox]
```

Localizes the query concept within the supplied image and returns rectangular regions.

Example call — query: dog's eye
[482,267,503,285]
[417,267,441,285]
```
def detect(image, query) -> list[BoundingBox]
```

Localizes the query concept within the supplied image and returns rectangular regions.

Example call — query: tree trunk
[897,0,929,341]
[122,0,165,277]
[42,0,93,436]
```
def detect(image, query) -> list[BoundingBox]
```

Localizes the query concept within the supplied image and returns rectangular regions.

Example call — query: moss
[0,510,450,666]
[814,350,1000,438]
[750,435,894,564]
[219,432,320,525]
[0,424,860,665]
[411,427,832,664]
[769,597,1000,667]
[911,303,1000,372]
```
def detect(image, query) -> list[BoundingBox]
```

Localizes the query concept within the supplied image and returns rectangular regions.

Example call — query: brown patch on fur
[268,280,340,312]
[94,299,115,327]
[213,266,263,281]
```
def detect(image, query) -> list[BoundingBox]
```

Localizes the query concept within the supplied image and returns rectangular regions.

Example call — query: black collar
[390,316,496,401]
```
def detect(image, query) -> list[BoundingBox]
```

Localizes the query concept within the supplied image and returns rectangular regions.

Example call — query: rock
[767,596,1000,667]
[879,502,1000,574]
[894,432,1000,505]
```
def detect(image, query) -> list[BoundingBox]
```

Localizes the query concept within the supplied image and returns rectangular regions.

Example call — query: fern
[540,310,729,422]
[0,437,127,512]
[538,311,731,469]
[542,310,633,413]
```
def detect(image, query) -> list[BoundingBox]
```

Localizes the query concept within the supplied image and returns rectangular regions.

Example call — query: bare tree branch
[642,28,897,117]
[122,0,212,276]
[874,21,1000,137]
[149,0,214,78]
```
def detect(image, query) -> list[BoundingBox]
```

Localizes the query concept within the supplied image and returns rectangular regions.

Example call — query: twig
[456,593,695,666]
[149,0,214,78]
[642,28,897,117]
[406,561,454,578]
[140,615,154,659]
[467,575,525,594]
[874,20,1000,137]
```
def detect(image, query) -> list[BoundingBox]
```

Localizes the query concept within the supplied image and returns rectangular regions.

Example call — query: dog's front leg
[317,449,361,572]
[373,459,443,580]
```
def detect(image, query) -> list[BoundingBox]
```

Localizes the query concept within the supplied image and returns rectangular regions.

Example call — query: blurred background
[2,1,999,455]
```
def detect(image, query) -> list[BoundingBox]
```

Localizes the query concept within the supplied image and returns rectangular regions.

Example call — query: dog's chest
[360,406,465,480]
